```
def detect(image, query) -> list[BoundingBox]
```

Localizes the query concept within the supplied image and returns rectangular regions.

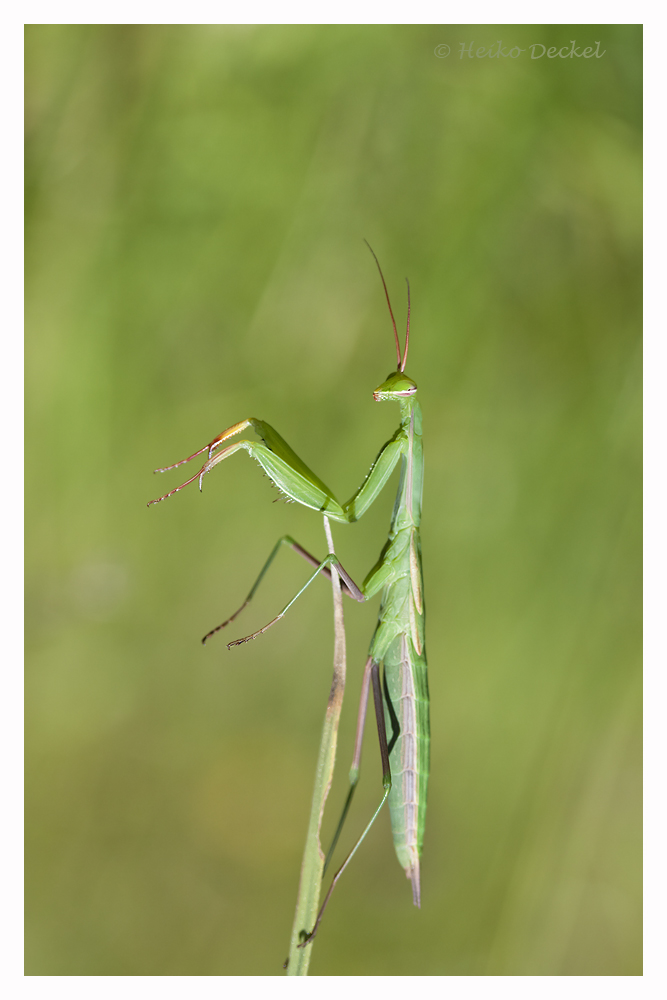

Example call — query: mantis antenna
[364,239,410,372]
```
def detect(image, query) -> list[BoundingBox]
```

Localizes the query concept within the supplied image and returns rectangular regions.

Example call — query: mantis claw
[147,467,203,505]
[148,420,254,505]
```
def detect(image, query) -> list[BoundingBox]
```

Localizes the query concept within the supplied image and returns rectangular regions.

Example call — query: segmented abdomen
[382,632,430,904]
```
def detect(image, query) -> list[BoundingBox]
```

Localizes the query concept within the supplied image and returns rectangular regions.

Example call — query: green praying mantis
[148,244,428,952]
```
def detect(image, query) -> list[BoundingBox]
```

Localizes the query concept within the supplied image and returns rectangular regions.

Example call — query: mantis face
[373,371,418,402]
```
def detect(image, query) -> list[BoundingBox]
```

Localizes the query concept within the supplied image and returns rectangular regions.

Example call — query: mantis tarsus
[148,244,428,947]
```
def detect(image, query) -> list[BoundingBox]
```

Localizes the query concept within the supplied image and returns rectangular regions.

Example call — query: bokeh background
[25,24,642,976]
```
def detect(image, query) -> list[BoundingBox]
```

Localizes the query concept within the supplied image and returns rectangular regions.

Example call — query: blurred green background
[25,24,642,976]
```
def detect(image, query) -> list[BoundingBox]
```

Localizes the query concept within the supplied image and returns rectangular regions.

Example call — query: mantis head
[373,371,417,402]
[365,240,416,403]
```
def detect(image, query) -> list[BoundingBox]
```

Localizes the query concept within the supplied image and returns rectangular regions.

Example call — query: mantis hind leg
[323,656,374,873]
[323,639,403,872]
[298,660,392,948]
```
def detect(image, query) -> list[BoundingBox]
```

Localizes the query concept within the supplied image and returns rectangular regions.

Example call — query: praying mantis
[148,244,428,952]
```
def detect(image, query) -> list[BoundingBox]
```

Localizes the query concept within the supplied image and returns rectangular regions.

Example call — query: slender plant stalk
[286,515,346,976]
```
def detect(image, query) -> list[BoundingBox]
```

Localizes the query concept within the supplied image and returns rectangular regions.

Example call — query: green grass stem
[285,516,346,975]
